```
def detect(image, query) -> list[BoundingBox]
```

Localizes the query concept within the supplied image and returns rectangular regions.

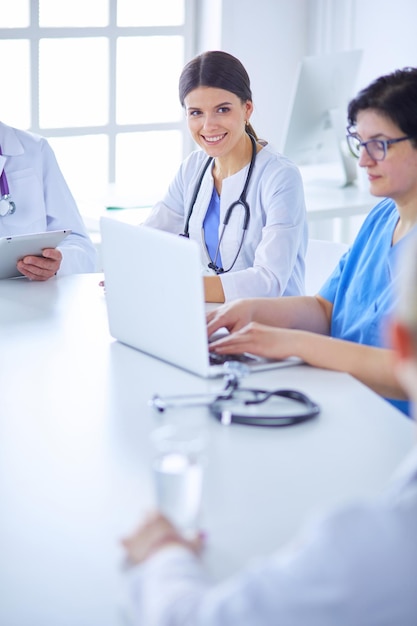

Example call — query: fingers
[122,512,176,564]
[41,247,62,262]
[209,323,286,360]
[207,306,246,337]
[206,299,257,340]
[186,531,206,555]
[121,512,205,566]
[209,322,258,354]
[17,248,62,281]
[206,308,227,337]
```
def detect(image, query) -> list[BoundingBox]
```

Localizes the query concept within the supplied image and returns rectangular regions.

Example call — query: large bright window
[0,0,195,221]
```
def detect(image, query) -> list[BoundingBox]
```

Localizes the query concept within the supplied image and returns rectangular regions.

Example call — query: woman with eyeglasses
[207,66,417,417]
[142,51,308,303]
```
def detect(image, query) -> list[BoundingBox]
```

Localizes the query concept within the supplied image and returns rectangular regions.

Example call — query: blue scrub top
[319,197,414,417]
[203,186,223,269]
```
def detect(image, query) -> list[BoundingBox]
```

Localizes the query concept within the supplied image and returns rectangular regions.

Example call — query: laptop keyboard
[209,352,262,365]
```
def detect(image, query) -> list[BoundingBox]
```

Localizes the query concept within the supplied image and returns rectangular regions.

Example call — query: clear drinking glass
[151,422,206,535]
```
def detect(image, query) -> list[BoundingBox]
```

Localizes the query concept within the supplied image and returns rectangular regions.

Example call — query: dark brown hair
[347,67,417,148]
[179,50,258,140]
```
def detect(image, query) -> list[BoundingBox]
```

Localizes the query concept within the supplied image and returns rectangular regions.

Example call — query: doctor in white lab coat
[0,120,96,280]
[144,51,307,303]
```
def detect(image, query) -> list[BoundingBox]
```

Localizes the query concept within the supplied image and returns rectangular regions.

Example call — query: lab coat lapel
[0,122,25,156]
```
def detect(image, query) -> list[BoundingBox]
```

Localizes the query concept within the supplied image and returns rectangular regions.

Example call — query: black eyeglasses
[346,132,412,161]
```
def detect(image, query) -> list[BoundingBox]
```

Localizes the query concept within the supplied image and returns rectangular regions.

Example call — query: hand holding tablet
[0,229,71,280]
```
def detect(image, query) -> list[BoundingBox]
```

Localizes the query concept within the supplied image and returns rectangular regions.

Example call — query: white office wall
[205,0,308,149]
[352,0,417,89]
[213,0,417,149]
[307,0,417,92]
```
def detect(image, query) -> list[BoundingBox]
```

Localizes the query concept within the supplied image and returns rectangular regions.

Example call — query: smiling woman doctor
[143,51,307,302]
[0,120,96,280]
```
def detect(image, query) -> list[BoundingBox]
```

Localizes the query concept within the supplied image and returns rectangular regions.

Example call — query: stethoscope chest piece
[0,195,16,217]
[0,145,16,217]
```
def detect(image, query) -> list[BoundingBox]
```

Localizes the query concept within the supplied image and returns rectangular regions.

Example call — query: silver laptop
[100,217,301,378]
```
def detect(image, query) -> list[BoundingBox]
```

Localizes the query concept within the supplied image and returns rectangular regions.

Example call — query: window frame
[0,0,197,185]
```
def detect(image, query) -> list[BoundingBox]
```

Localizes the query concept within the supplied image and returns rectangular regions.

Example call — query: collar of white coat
[0,121,25,175]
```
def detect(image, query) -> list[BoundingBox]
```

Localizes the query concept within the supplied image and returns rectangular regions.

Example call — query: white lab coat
[0,121,96,274]
[144,144,307,300]
[126,447,417,625]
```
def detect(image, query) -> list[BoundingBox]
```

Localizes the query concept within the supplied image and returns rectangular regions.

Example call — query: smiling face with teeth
[184,86,254,165]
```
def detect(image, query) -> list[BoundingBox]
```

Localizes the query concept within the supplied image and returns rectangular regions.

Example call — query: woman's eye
[189,110,202,117]
[218,107,230,114]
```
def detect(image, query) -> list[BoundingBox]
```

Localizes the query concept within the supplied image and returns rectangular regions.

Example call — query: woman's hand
[17,248,62,281]
[209,322,304,361]
[207,298,258,337]
[122,512,205,566]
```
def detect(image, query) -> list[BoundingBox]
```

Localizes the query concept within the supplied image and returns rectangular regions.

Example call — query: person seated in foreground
[207,67,417,415]
[121,232,417,624]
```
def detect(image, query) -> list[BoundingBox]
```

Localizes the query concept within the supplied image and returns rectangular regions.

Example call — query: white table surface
[0,273,414,626]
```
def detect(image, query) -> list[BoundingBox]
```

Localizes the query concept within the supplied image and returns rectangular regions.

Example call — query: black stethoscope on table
[150,362,320,427]
[0,146,16,217]
[180,133,257,274]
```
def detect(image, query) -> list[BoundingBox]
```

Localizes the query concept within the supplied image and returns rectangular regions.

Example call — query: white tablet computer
[0,229,71,279]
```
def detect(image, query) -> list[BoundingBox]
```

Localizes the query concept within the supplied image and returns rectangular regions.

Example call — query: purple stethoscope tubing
[0,145,16,215]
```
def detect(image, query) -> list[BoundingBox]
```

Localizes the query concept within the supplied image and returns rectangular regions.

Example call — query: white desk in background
[300,163,375,243]
[81,162,375,255]
[0,274,413,626]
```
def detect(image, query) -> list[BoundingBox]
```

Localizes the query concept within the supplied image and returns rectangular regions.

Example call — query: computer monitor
[281,50,363,186]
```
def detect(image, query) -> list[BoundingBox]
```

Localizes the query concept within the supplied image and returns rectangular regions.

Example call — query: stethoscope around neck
[0,146,16,217]
[180,133,257,274]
